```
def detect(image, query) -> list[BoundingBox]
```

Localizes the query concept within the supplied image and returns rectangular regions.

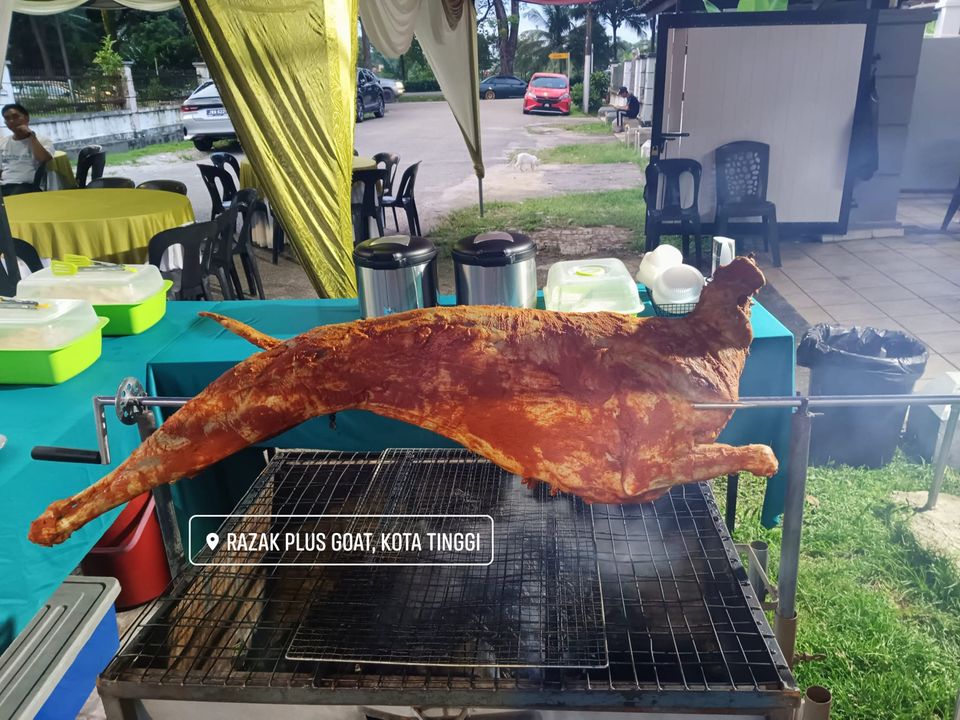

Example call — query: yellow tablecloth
[239,156,377,203]
[6,188,195,264]
[45,151,76,190]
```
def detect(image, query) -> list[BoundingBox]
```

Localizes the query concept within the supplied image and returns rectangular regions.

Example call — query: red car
[523,73,571,115]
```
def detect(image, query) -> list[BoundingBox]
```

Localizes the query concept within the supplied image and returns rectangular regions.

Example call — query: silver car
[181,81,235,151]
[376,75,405,103]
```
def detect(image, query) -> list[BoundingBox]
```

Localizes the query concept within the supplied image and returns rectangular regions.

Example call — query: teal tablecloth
[1,295,794,651]
[0,302,206,651]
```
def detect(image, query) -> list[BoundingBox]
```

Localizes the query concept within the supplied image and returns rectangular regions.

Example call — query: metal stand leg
[923,403,959,512]
[775,400,813,669]
[725,473,739,533]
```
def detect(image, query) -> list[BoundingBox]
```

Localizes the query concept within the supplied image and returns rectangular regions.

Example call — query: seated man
[615,86,640,133]
[1,103,54,196]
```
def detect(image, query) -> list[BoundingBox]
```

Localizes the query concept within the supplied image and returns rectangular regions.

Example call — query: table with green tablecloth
[5,188,194,264]
[44,150,76,190]
[1,295,794,651]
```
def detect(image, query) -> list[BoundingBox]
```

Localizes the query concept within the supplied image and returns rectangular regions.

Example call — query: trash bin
[797,324,927,468]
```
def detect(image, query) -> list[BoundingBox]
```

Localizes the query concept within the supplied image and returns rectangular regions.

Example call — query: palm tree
[524,4,573,52]
[597,0,649,53]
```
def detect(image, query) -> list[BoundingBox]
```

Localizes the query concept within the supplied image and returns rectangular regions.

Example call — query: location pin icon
[206,532,220,551]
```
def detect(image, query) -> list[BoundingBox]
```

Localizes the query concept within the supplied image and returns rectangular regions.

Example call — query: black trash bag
[797,324,927,468]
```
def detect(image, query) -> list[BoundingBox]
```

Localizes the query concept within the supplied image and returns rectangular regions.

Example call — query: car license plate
[207,108,227,117]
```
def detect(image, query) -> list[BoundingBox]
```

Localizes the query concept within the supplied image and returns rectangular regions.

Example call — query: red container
[97,491,150,546]
[81,496,171,609]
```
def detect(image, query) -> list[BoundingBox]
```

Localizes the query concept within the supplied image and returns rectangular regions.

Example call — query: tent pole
[478,177,484,217]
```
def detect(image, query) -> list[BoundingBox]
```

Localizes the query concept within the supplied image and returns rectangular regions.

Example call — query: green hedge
[403,79,441,93]
[570,71,611,114]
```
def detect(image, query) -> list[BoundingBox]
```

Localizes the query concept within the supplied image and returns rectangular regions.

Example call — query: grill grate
[101,450,795,711]
[285,448,607,668]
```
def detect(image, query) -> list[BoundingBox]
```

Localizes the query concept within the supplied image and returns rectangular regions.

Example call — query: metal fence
[9,68,199,116]
[9,72,125,115]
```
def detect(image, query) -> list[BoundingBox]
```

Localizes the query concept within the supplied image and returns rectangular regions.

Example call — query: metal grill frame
[99,450,800,717]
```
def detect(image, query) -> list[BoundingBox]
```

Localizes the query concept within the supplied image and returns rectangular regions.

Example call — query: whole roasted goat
[29,256,777,546]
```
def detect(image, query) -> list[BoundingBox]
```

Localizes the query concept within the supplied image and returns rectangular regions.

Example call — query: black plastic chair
[373,152,400,198]
[31,163,48,192]
[137,179,188,195]
[231,188,267,299]
[210,152,241,185]
[207,205,244,300]
[380,161,422,236]
[942,174,960,232]
[76,145,105,188]
[148,221,218,301]
[714,141,780,267]
[0,238,43,296]
[644,159,704,268]
[351,168,390,244]
[197,163,238,219]
[86,177,135,189]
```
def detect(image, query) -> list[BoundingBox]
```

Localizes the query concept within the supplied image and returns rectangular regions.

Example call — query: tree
[524,4,572,51]
[483,0,521,76]
[596,0,648,53]
[120,13,201,70]
[359,20,371,69]
[567,13,615,83]
[513,30,550,81]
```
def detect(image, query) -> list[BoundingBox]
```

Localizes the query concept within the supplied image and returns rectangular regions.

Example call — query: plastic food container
[0,298,108,385]
[545,258,644,314]
[651,264,705,305]
[16,265,172,335]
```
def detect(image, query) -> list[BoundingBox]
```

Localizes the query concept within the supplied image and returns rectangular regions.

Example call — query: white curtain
[12,0,179,11]
[359,0,483,180]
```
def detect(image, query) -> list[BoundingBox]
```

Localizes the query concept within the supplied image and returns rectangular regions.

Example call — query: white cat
[513,152,540,172]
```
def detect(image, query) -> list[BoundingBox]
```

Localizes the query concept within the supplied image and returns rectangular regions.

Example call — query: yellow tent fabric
[181,0,359,298]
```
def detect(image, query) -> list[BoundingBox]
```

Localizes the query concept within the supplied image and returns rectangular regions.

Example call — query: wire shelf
[101,450,796,713]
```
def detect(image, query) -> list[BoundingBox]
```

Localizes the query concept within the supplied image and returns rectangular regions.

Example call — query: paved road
[111,99,595,229]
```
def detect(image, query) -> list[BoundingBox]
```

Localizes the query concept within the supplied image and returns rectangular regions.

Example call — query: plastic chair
[31,163,48,192]
[380,161,422,236]
[644,159,704,268]
[197,163,238,219]
[351,167,390,244]
[942,174,960,231]
[86,177,135,189]
[373,152,400,197]
[208,205,244,299]
[137,179,188,195]
[147,221,218,301]
[76,145,105,188]
[210,152,241,185]
[714,141,780,267]
[231,188,267,299]
[0,238,43,296]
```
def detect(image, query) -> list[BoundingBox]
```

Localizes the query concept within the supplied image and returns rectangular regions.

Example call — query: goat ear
[199,312,282,350]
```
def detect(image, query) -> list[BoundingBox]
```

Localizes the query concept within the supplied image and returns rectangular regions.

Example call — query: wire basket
[647,296,697,317]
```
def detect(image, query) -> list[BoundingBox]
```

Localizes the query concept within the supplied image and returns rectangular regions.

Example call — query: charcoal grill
[98,448,800,719]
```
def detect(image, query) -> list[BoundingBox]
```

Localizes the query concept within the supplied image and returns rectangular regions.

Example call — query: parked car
[523,73,571,115]
[479,75,527,100]
[376,75,405,103]
[356,68,385,122]
[181,81,235,151]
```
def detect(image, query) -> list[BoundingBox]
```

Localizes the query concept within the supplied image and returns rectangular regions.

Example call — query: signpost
[548,52,570,80]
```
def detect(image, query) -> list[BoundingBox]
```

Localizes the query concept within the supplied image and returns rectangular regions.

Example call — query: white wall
[31,107,182,151]
[900,37,960,191]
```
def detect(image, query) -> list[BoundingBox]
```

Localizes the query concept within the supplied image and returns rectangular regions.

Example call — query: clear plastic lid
[0,298,102,350]
[16,264,164,305]
[544,258,644,314]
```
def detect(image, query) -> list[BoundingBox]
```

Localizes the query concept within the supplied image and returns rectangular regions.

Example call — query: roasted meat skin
[29,256,777,546]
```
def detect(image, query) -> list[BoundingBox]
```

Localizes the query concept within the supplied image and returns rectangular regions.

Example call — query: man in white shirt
[1,103,54,196]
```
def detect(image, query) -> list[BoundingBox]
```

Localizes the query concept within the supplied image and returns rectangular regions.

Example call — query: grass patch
[429,188,645,247]
[536,142,642,166]
[562,121,613,136]
[398,92,445,103]
[108,140,194,165]
[715,457,960,720]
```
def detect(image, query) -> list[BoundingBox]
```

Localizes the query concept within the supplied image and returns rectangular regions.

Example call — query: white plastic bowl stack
[636,245,683,288]
[651,265,706,309]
